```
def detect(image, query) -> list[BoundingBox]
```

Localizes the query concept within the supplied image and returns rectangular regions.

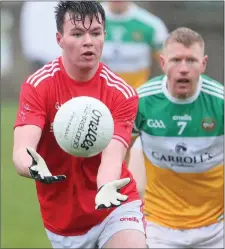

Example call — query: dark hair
[55,1,106,33]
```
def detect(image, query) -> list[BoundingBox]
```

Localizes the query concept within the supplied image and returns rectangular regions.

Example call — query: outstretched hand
[27,147,66,184]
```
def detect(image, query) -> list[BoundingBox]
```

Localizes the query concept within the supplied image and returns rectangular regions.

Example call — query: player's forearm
[97,139,126,189]
[97,161,122,189]
[13,125,42,178]
[13,148,32,178]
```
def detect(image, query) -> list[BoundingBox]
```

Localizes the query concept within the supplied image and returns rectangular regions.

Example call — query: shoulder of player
[201,74,224,101]
[103,2,165,30]
[100,64,137,100]
[132,4,166,30]
[137,75,164,99]
[24,58,61,90]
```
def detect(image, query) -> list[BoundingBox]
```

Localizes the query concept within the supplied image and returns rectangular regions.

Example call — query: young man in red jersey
[13,1,147,248]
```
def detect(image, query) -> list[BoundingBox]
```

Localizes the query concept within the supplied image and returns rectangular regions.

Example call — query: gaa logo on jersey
[202,117,215,131]
[147,119,166,129]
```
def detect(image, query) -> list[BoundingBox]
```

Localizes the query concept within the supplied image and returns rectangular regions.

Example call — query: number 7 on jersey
[177,121,187,135]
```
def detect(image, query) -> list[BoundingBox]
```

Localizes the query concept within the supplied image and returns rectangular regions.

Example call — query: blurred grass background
[1,102,51,248]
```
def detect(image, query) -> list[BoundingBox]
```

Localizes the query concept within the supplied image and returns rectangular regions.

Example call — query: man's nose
[83,33,93,47]
[179,60,189,74]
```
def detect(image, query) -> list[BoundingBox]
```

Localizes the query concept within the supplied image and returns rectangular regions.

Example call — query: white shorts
[46,200,145,248]
[146,221,224,248]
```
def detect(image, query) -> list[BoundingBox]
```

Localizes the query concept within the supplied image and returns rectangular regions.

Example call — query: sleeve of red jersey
[14,82,47,129]
[111,95,139,149]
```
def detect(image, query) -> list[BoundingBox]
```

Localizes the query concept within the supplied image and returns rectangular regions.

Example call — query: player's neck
[62,56,99,82]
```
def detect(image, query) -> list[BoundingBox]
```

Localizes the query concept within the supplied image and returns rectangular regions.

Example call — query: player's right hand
[26,147,66,184]
[95,178,130,210]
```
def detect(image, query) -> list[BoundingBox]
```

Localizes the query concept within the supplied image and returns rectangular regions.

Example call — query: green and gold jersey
[101,3,168,89]
[133,74,224,229]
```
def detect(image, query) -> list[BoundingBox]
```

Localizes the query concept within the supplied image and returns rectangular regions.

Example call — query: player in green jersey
[129,27,224,248]
[101,1,168,89]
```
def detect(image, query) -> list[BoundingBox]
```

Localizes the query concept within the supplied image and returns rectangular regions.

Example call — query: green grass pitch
[1,101,51,248]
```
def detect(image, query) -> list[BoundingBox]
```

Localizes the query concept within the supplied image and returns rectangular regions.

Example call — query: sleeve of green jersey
[148,17,168,51]
[132,99,145,137]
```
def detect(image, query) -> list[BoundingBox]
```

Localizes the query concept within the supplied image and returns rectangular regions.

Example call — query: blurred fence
[1,1,224,100]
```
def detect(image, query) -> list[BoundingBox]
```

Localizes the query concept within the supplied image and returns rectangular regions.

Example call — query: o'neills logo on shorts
[81,109,102,150]
[120,217,139,223]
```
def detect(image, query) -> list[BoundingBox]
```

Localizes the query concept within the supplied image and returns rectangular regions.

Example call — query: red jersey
[14,57,140,236]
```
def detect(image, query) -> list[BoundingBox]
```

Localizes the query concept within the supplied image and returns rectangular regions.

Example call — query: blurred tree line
[1,1,224,100]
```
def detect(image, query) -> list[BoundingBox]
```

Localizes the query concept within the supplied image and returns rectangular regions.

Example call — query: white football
[53,96,114,157]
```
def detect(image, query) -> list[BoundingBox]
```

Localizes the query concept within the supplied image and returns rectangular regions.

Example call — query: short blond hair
[164,27,205,50]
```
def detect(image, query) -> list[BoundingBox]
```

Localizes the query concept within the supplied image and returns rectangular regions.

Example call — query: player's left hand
[95,178,131,210]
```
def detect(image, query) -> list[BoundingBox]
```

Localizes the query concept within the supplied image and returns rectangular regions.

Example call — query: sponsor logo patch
[202,117,215,131]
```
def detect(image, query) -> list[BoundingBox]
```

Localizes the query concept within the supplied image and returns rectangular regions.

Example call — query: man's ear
[201,55,208,73]
[56,32,63,49]
[159,54,166,73]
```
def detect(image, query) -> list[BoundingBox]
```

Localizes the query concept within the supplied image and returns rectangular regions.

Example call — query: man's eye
[92,32,101,36]
[187,58,195,63]
[172,58,180,62]
[72,33,82,37]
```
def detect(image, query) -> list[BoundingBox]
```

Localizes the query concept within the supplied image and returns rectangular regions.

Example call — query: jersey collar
[102,3,137,21]
[162,75,202,104]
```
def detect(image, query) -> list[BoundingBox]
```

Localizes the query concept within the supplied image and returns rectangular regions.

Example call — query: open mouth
[177,78,190,83]
[82,51,94,56]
